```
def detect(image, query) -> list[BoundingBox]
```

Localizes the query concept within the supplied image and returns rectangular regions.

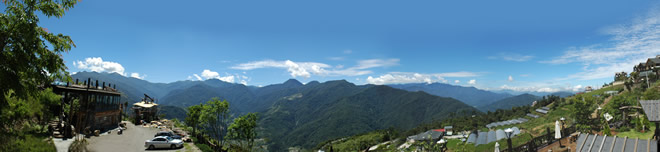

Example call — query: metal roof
[648,58,660,64]
[576,134,658,152]
[536,109,549,114]
[527,113,540,118]
[476,132,488,145]
[495,129,506,140]
[487,131,497,143]
[466,133,478,144]
[640,100,660,122]
[485,118,529,128]
[467,128,521,145]
[407,130,444,141]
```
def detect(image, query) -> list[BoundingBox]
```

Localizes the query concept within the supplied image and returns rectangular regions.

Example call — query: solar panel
[640,100,660,121]
[590,136,604,152]
[612,136,624,152]
[576,133,588,151]
[581,134,595,152]
[600,136,614,152]
[650,141,658,152]
[624,138,635,152]
[637,140,647,152]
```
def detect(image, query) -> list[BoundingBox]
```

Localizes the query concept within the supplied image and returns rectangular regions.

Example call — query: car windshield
[166,136,173,141]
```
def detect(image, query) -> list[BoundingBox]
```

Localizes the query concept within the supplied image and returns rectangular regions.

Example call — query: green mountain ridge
[70,72,480,151]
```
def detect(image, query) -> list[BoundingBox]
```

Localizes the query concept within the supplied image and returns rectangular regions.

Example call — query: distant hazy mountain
[389,83,512,107]
[491,89,575,97]
[550,91,574,98]
[477,93,541,112]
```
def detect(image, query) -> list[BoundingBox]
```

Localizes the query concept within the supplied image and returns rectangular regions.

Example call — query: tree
[226,113,258,152]
[1,88,60,133]
[571,96,594,133]
[1,0,77,107]
[200,98,230,147]
[185,104,203,136]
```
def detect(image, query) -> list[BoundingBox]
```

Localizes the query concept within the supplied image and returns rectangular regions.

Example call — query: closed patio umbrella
[555,120,561,139]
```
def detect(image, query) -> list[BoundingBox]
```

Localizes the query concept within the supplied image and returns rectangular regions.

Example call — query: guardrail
[505,126,575,152]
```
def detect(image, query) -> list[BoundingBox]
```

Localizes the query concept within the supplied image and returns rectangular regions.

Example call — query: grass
[583,84,623,97]
[615,126,655,139]
[176,143,196,152]
[330,131,386,151]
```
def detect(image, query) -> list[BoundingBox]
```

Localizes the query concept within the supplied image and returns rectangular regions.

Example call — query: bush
[1,134,57,152]
[196,143,214,152]
[616,126,630,132]
[69,138,89,152]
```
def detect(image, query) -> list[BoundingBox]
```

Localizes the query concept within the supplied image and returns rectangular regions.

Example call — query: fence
[505,126,576,152]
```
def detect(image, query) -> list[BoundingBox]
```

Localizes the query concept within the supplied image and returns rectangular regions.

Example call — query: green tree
[185,104,203,136]
[226,113,258,152]
[1,0,77,107]
[571,96,595,133]
[1,88,60,132]
[200,97,230,147]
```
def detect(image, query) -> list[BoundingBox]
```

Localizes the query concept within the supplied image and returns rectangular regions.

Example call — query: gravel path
[87,121,200,152]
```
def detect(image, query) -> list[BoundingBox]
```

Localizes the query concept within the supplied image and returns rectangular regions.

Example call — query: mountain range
[388,83,513,107]
[70,72,564,150]
[477,93,541,112]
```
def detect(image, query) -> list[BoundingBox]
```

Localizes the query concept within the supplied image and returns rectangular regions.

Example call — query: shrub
[196,143,214,152]
[1,134,57,152]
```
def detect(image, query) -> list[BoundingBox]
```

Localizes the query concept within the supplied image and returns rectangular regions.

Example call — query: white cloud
[189,70,250,84]
[74,57,125,76]
[328,57,345,61]
[343,49,353,54]
[231,59,399,78]
[201,69,235,82]
[488,53,534,62]
[193,74,202,81]
[366,73,437,85]
[499,85,561,93]
[468,79,476,85]
[508,75,514,82]
[130,73,146,79]
[497,83,586,93]
[572,85,583,92]
[353,59,399,69]
[454,80,460,84]
[543,9,660,80]
[364,72,478,85]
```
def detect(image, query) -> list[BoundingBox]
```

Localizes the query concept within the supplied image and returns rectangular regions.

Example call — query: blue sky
[26,0,660,92]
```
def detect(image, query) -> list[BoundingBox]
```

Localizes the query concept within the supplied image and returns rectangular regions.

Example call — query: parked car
[154,131,182,139]
[145,136,184,150]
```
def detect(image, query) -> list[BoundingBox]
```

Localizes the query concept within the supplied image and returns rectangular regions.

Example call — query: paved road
[87,121,199,152]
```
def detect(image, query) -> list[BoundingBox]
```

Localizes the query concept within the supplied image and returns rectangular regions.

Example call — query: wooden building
[132,94,159,124]
[51,78,122,138]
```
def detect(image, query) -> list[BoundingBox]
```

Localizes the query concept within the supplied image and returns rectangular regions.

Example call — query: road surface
[87,121,200,152]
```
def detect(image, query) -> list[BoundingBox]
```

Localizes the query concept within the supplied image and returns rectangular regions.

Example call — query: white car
[145,136,184,150]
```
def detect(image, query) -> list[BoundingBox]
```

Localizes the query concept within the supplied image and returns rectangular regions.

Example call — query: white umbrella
[555,120,561,139]
[494,142,500,152]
